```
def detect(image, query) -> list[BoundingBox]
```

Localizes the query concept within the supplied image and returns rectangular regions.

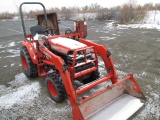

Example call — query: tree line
[0,2,160,24]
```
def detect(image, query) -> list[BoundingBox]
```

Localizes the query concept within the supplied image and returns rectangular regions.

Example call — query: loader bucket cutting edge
[76,75,145,120]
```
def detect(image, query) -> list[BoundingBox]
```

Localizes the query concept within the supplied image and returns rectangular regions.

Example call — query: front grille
[75,62,94,73]
[67,53,92,66]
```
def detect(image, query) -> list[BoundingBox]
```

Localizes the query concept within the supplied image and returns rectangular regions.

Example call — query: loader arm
[75,38,146,120]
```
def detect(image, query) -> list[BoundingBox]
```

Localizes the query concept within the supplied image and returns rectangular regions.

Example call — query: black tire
[20,46,38,77]
[46,74,66,102]
[83,70,100,84]
[90,70,100,80]
[65,28,72,34]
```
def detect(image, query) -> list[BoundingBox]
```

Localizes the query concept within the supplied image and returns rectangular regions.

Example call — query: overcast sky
[0,0,160,13]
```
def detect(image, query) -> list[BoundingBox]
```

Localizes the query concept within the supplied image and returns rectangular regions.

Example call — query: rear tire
[20,46,38,77]
[46,74,66,102]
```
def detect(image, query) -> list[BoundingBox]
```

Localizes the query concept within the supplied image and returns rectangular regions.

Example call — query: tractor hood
[50,37,87,54]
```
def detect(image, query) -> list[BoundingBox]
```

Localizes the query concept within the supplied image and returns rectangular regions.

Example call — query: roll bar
[19,2,48,38]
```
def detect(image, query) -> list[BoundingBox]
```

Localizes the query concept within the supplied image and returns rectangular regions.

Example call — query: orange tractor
[19,2,145,120]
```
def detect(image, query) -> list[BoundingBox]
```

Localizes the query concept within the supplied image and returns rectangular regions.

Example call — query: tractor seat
[30,25,46,38]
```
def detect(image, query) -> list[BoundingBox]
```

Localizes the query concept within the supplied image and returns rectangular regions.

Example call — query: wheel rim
[48,81,58,97]
[21,55,28,70]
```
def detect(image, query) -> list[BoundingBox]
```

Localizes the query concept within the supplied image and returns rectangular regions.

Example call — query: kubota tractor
[19,2,145,120]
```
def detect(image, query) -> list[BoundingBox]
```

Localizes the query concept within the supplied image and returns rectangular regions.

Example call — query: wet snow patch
[134,71,148,78]
[0,73,72,119]
[0,73,41,109]
[134,85,160,120]
[155,78,160,84]
[0,50,5,53]
[157,39,160,42]
[100,36,116,41]
[10,63,15,67]
[0,82,41,109]
[8,42,16,47]
[3,65,7,68]
[9,73,28,87]
[4,49,20,58]
[0,42,17,48]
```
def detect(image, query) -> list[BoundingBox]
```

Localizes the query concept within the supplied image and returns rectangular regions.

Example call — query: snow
[51,37,86,49]
[0,41,19,58]
[118,23,160,30]
[0,42,16,48]
[155,78,160,84]
[136,85,160,119]
[0,82,41,109]
[4,49,20,58]
[3,65,7,67]
[0,73,41,109]
[117,10,160,30]
[0,73,72,119]
[10,63,15,67]
[8,42,16,47]
[143,11,160,25]
[100,36,116,41]
[9,73,28,87]
[0,50,5,53]
[0,45,5,48]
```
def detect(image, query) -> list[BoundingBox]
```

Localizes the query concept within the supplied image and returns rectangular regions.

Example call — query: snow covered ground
[117,10,160,30]
[0,73,72,120]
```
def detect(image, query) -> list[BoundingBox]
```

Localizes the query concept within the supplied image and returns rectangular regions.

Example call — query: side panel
[22,40,37,64]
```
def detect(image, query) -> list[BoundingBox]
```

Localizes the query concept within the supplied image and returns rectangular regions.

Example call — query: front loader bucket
[75,75,145,120]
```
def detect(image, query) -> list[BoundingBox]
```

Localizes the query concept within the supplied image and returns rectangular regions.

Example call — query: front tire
[20,46,38,77]
[46,74,66,102]
[90,70,100,80]
[83,70,100,84]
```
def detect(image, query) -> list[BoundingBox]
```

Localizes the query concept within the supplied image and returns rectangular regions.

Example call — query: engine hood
[49,37,87,54]
[50,37,86,49]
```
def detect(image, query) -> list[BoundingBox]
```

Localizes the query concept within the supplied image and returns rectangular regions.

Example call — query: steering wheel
[44,28,57,35]
[65,29,73,34]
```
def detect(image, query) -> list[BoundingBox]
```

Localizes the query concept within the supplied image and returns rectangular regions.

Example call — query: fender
[22,40,37,64]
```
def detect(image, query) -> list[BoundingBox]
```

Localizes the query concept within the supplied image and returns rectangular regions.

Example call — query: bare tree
[5,1,148,23]
[155,3,160,10]
[89,3,101,12]
[96,8,109,21]
[61,7,72,20]
[82,5,89,14]
[0,12,14,20]
[117,0,138,24]
[144,3,154,10]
